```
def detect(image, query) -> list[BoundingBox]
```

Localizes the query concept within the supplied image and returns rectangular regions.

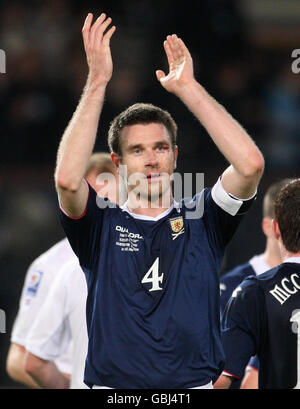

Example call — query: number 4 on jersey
[142,258,163,292]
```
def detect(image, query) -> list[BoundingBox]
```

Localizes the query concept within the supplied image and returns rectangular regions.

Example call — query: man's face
[113,122,178,205]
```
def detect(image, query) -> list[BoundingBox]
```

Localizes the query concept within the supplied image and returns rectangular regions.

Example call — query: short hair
[85,152,115,176]
[274,179,300,253]
[108,103,178,156]
[263,178,293,219]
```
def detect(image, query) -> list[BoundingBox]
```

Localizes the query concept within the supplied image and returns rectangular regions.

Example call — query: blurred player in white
[25,258,88,389]
[6,152,118,388]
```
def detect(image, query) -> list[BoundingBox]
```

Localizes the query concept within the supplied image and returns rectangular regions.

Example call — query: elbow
[243,152,265,180]
[24,354,43,377]
[6,358,20,382]
[6,345,24,383]
[55,171,82,193]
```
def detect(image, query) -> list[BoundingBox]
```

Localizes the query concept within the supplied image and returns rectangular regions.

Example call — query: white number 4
[141,258,163,292]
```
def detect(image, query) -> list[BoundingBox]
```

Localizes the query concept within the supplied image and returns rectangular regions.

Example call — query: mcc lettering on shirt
[269,273,300,305]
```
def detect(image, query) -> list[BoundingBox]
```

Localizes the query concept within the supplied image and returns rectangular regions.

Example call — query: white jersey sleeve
[26,258,88,389]
[25,262,73,364]
[11,238,75,373]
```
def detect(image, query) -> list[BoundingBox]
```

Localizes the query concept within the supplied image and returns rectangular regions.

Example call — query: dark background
[1,0,300,388]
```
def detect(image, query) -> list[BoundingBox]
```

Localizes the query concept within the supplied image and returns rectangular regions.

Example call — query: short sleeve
[221,277,263,379]
[25,265,72,363]
[11,261,48,346]
[202,178,256,257]
[59,182,104,271]
[246,355,260,372]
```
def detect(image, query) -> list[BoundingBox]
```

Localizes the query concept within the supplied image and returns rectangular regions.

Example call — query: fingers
[156,70,166,83]
[82,13,93,50]
[94,15,114,48]
[167,34,184,61]
[177,38,192,60]
[163,40,174,69]
[103,25,116,47]
[82,13,115,50]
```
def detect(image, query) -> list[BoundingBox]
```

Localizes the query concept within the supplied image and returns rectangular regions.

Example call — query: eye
[157,145,168,152]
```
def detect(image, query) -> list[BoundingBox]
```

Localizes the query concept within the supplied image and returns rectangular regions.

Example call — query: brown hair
[85,152,115,176]
[263,178,293,218]
[107,103,177,156]
[274,179,300,253]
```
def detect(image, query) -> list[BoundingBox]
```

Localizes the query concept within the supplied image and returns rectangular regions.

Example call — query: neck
[126,188,173,218]
[281,248,300,262]
[263,238,283,268]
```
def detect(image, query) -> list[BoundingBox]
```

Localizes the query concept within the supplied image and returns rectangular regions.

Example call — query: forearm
[6,345,41,389]
[213,374,232,389]
[25,356,70,389]
[176,80,264,178]
[55,78,107,191]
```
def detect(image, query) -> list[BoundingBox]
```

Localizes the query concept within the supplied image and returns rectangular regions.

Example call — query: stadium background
[1,0,300,388]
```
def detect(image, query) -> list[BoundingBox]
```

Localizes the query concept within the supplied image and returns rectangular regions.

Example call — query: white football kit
[26,257,89,389]
[11,238,75,374]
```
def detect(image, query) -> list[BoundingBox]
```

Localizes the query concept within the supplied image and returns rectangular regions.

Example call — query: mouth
[146,173,161,182]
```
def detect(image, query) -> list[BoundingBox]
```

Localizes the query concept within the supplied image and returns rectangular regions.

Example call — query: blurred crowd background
[1,0,300,388]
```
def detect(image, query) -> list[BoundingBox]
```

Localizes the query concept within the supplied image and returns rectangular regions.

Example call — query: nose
[145,149,158,167]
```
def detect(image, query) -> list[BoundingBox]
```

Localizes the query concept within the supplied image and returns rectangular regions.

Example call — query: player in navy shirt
[215,179,300,389]
[220,179,291,315]
[55,13,264,388]
[219,180,290,388]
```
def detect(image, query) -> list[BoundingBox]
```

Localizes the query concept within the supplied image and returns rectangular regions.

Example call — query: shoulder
[53,256,82,287]
[255,265,283,284]
[221,262,255,285]
[29,238,74,270]
[230,275,262,303]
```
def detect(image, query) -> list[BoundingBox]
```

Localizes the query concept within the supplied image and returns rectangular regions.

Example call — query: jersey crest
[169,216,184,240]
[26,270,43,297]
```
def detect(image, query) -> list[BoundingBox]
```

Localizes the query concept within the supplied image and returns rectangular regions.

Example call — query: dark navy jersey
[247,355,260,371]
[222,261,300,389]
[220,256,268,388]
[220,262,255,315]
[59,180,253,389]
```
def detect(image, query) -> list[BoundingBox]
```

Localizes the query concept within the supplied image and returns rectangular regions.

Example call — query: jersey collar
[120,200,181,221]
[283,257,300,264]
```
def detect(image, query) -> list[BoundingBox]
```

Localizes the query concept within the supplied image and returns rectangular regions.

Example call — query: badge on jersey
[25,270,43,299]
[169,216,184,240]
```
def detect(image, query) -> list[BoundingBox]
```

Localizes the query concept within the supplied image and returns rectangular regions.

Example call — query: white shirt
[11,238,75,374]
[26,257,89,389]
[249,254,271,276]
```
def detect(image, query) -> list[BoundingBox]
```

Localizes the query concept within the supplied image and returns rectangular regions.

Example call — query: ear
[173,145,178,170]
[111,152,121,170]
[262,217,274,238]
[272,219,281,241]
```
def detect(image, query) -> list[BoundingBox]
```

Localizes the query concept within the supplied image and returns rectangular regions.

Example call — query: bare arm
[156,35,264,199]
[6,343,41,389]
[55,13,116,217]
[24,352,70,389]
[213,374,233,389]
[240,368,258,389]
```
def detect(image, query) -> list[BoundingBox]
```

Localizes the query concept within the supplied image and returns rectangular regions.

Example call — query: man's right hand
[82,13,116,87]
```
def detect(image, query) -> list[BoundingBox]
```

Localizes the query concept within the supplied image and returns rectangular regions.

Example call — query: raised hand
[82,13,116,87]
[156,35,194,95]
